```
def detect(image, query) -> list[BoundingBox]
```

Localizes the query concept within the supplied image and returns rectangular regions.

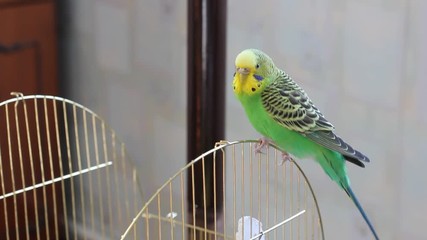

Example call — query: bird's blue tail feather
[346,186,379,240]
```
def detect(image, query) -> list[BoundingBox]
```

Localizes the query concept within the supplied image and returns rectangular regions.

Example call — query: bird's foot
[278,152,294,166]
[254,137,272,154]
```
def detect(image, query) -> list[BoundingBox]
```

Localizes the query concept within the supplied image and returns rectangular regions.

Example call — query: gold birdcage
[121,140,325,240]
[0,93,143,240]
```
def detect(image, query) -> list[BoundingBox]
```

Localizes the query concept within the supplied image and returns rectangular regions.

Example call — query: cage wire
[121,140,325,240]
[0,93,144,240]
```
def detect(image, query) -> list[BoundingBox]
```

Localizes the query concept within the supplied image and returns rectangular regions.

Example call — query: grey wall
[64,0,427,239]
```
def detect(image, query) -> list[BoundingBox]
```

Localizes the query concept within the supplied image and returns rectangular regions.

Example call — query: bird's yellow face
[233,49,266,96]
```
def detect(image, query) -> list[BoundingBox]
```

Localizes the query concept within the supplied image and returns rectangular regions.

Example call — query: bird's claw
[278,152,294,166]
[254,137,293,165]
[254,137,271,154]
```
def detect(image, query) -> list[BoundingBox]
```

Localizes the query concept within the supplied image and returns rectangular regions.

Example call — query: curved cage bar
[0,94,144,240]
[121,140,324,240]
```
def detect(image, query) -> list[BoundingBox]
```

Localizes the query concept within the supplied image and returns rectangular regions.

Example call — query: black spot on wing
[306,111,318,118]
[300,101,311,109]
[302,115,314,125]
[279,90,288,97]
[316,116,334,129]
[344,155,365,168]
[289,96,299,105]
[291,91,301,97]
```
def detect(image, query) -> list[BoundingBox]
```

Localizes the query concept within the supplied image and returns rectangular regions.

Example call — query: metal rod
[73,103,87,240]
[101,122,114,239]
[53,99,70,240]
[250,210,306,240]
[13,94,30,240]
[44,97,58,239]
[92,114,106,239]
[0,107,10,240]
[6,102,20,240]
[63,100,77,240]
[187,0,226,237]
[0,162,113,201]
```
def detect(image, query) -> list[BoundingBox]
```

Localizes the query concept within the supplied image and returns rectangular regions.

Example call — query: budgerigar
[233,49,379,240]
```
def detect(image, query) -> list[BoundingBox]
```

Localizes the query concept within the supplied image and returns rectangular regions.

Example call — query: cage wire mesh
[0,94,144,240]
[121,140,324,240]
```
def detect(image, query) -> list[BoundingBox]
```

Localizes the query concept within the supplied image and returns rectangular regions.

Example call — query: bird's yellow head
[233,49,275,96]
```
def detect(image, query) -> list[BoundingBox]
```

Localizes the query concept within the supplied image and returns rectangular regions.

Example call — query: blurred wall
[62,0,187,198]
[63,0,427,239]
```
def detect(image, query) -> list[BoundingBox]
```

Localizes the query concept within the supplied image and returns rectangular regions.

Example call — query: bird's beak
[237,67,250,75]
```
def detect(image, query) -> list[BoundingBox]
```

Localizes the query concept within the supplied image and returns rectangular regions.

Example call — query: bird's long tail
[345,186,379,240]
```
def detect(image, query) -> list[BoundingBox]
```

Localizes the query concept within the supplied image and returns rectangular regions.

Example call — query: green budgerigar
[233,49,379,240]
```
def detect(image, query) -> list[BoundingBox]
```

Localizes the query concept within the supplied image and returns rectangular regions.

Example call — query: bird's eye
[256,64,260,69]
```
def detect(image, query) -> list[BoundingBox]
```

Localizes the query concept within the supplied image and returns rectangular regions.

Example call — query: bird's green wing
[261,72,369,166]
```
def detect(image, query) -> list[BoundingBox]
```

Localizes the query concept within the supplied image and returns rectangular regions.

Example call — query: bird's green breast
[237,93,322,159]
